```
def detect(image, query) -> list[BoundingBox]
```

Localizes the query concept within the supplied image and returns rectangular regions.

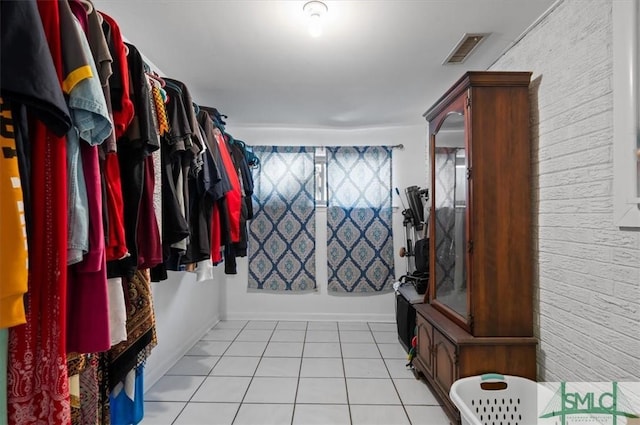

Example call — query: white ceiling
[93,0,557,129]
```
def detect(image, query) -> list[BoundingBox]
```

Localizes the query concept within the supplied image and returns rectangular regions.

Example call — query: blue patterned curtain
[433,149,457,296]
[326,146,394,294]
[248,146,316,292]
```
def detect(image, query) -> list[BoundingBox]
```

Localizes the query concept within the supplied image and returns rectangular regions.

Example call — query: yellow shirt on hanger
[0,96,28,328]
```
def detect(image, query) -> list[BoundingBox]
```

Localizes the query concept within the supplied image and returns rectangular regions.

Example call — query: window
[613,0,640,228]
[314,147,327,206]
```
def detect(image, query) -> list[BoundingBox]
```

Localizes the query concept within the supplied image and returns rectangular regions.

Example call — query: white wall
[491,0,640,381]
[219,124,428,322]
[144,269,224,391]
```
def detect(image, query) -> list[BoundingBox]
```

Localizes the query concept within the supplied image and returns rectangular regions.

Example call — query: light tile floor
[142,320,451,425]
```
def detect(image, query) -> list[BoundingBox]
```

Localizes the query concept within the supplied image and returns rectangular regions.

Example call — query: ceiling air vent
[443,33,489,64]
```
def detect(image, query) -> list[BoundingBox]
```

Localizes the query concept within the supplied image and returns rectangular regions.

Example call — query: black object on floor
[395,284,424,353]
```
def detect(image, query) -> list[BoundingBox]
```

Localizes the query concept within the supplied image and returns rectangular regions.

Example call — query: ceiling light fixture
[303,1,328,38]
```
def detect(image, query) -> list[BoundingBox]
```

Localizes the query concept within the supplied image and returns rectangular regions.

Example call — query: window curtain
[248,146,316,292]
[326,146,395,294]
[433,149,457,294]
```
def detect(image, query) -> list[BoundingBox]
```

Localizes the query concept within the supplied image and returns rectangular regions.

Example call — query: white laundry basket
[450,373,550,425]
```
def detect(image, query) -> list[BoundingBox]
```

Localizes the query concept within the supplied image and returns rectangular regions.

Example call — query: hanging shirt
[0,97,28,329]
[137,153,163,269]
[181,120,215,265]
[108,42,163,278]
[162,80,194,264]
[232,140,255,218]
[86,0,113,88]
[61,0,112,354]
[214,128,242,243]
[100,12,134,140]
[68,0,88,34]
[123,43,160,155]
[121,43,162,270]
[198,110,231,265]
[0,0,71,330]
[159,83,191,260]
[107,278,127,346]
[7,0,73,422]
[86,6,128,265]
[60,0,109,265]
[164,78,204,155]
[104,153,129,261]
[230,140,255,257]
[0,1,71,134]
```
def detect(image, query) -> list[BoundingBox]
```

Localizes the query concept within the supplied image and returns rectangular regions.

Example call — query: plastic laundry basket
[450,373,553,425]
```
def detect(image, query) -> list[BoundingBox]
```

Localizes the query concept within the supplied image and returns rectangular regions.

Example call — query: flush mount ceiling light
[303,1,328,38]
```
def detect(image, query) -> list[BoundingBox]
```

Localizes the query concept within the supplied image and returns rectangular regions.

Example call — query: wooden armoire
[413,71,537,424]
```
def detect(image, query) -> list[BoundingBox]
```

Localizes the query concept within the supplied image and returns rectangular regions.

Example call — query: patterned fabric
[149,82,169,136]
[248,146,316,292]
[66,353,86,424]
[96,354,110,425]
[79,355,99,425]
[108,269,157,390]
[433,149,457,296]
[7,123,71,425]
[326,146,394,294]
[0,329,7,424]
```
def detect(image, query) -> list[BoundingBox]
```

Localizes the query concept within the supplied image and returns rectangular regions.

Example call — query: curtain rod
[315,144,404,149]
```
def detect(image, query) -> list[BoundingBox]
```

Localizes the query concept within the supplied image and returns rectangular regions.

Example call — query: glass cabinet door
[432,112,467,319]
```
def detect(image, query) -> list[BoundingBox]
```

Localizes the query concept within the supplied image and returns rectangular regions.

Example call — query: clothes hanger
[76,0,94,14]
[146,71,166,88]
[200,106,227,125]
[145,76,169,104]
[143,67,169,102]
[142,63,166,88]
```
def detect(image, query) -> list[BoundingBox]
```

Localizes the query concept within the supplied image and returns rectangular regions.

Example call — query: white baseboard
[143,315,220,393]
[222,312,395,323]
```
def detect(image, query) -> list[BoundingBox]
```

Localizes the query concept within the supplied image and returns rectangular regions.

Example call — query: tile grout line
[230,320,278,425]
[369,323,413,425]
[342,323,360,425]
[289,321,309,425]
[375,325,416,425]
[170,320,248,425]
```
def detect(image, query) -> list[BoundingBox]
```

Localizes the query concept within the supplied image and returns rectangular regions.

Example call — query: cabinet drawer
[433,330,457,393]
[416,314,434,375]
